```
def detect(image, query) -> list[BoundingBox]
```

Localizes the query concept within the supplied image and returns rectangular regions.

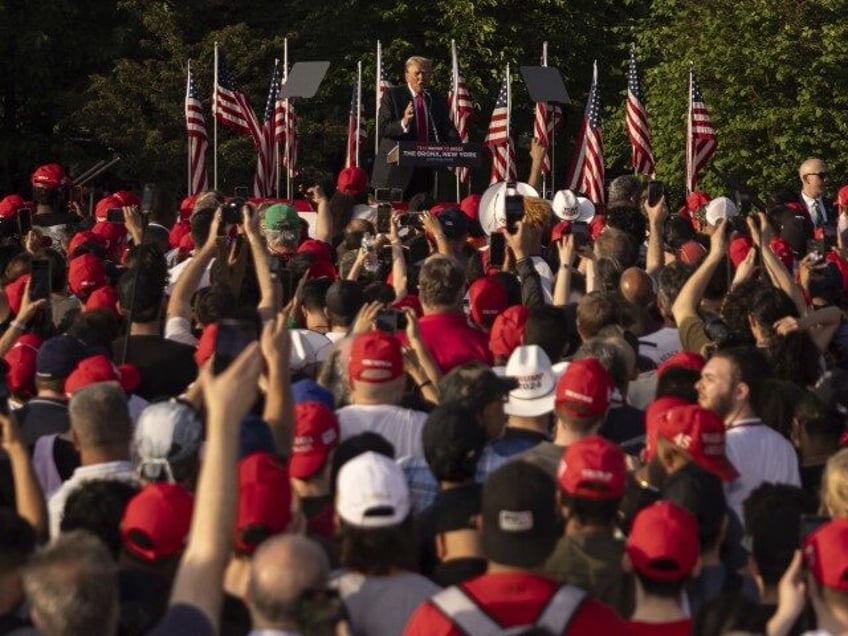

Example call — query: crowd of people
[0,144,846,636]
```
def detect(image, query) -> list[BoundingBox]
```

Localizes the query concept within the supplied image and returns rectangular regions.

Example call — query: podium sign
[387,142,482,167]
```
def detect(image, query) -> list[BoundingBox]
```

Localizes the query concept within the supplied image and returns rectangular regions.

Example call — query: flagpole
[284,39,291,200]
[505,64,511,181]
[274,58,280,198]
[541,42,549,198]
[452,40,460,202]
[213,44,218,190]
[356,61,363,168]
[686,64,693,196]
[375,41,382,158]
[186,60,192,196]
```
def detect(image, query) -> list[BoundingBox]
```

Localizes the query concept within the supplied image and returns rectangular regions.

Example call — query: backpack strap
[430,586,503,636]
[535,585,587,634]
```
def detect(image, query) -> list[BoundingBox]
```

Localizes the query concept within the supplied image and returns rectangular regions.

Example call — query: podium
[387,142,482,168]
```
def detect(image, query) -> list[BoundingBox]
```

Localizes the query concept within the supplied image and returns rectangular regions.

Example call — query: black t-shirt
[112,335,197,401]
[800,463,826,510]
[15,398,70,447]
[219,592,251,636]
[432,557,488,588]
[416,483,482,579]
[600,404,645,446]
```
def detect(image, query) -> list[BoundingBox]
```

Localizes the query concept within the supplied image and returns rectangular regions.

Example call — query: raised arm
[645,195,668,278]
[243,205,277,321]
[0,279,46,358]
[553,234,575,307]
[167,209,221,323]
[526,137,545,193]
[261,313,294,454]
[748,213,806,317]
[166,343,263,629]
[307,185,333,245]
[672,219,729,324]
[506,221,545,310]
[1,413,47,539]
[389,211,408,300]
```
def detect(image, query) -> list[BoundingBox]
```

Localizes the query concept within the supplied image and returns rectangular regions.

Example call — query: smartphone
[571,221,590,250]
[374,188,391,203]
[29,259,52,301]
[17,208,32,237]
[489,232,505,268]
[390,188,404,203]
[213,318,258,375]
[375,308,407,334]
[377,204,392,234]
[222,200,243,225]
[106,208,124,223]
[800,514,830,543]
[807,239,825,263]
[234,186,249,199]
[647,180,664,207]
[142,184,156,214]
[504,194,524,235]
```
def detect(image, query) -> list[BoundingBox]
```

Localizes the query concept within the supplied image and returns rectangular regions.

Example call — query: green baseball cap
[263,203,300,232]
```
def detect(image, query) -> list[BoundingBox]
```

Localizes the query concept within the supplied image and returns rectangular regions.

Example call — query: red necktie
[415,92,427,141]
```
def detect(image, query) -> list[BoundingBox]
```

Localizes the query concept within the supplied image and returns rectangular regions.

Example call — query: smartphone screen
[377,204,392,234]
[29,259,52,301]
[571,221,590,250]
[647,180,664,207]
[375,309,406,334]
[489,233,505,268]
[213,318,257,375]
[374,188,390,203]
[390,188,404,203]
[234,186,249,199]
[17,208,32,237]
[504,195,524,235]
[106,208,124,224]
[142,184,155,214]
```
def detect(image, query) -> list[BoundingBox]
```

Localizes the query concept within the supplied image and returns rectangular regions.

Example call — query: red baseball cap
[550,220,572,244]
[676,240,707,265]
[65,354,142,395]
[836,185,848,209]
[468,276,508,328]
[825,251,848,291]
[0,195,26,219]
[121,483,194,562]
[194,323,217,367]
[68,254,107,299]
[729,236,754,269]
[656,352,706,379]
[235,452,293,554]
[336,167,368,197]
[554,358,614,418]
[643,396,692,461]
[459,194,481,221]
[392,294,423,317]
[91,221,127,259]
[306,258,337,281]
[626,501,699,582]
[113,190,141,207]
[769,238,794,270]
[298,239,334,262]
[489,305,529,359]
[685,191,711,212]
[31,163,69,188]
[94,195,122,223]
[349,332,404,383]
[68,230,107,259]
[85,285,120,316]
[4,334,42,398]
[557,435,626,500]
[803,519,848,591]
[655,404,739,482]
[289,402,340,480]
[4,275,29,317]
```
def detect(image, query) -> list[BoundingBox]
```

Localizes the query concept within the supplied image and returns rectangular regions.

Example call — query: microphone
[422,90,440,142]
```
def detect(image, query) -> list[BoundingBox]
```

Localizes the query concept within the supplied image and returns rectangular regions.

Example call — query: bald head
[248,535,330,630]
[619,267,654,306]
[799,157,827,198]
[69,383,132,452]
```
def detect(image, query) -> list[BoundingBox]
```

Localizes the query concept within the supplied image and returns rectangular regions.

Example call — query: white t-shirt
[638,326,683,366]
[336,403,427,459]
[724,419,801,520]
[166,255,214,295]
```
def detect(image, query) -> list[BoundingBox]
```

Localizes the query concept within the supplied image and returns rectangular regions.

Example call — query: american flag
[345,82,367,168]
[625,47,655,177]
[213,54,261,143]
[184,63,208,195]
[566,62,605,204]
[533,101,551,175]
[274,66,299,179]
[484,75,516,184]
[686,70,716,193]
[253,60,283,197]
[378,63,391,105]
[448,50,473,183]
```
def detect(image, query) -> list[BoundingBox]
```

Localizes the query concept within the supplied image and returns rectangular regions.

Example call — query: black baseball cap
[437,207,469,240]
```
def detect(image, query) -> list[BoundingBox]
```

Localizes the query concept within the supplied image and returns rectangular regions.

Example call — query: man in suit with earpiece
[372,56,459,199]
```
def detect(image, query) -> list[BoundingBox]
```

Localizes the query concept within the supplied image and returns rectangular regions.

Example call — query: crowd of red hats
[0,157,847,636]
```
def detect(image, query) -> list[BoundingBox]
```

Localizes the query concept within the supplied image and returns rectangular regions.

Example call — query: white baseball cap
[704,196,737,226]
[552,190,596,223]
[336,451,410,528]
[478,181,540,236]
[502,345,561,417]
[289,329,333,373]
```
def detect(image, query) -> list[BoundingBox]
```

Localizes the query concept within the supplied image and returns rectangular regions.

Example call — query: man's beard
[701,390,735,421]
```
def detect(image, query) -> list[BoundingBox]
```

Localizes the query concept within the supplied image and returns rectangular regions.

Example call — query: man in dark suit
[799,156,834,227]
[371,56,459,199]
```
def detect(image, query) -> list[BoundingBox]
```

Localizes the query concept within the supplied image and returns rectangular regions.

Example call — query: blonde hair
[822,449,848,517]
[522,196,553,228]
[405,56,432,71]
